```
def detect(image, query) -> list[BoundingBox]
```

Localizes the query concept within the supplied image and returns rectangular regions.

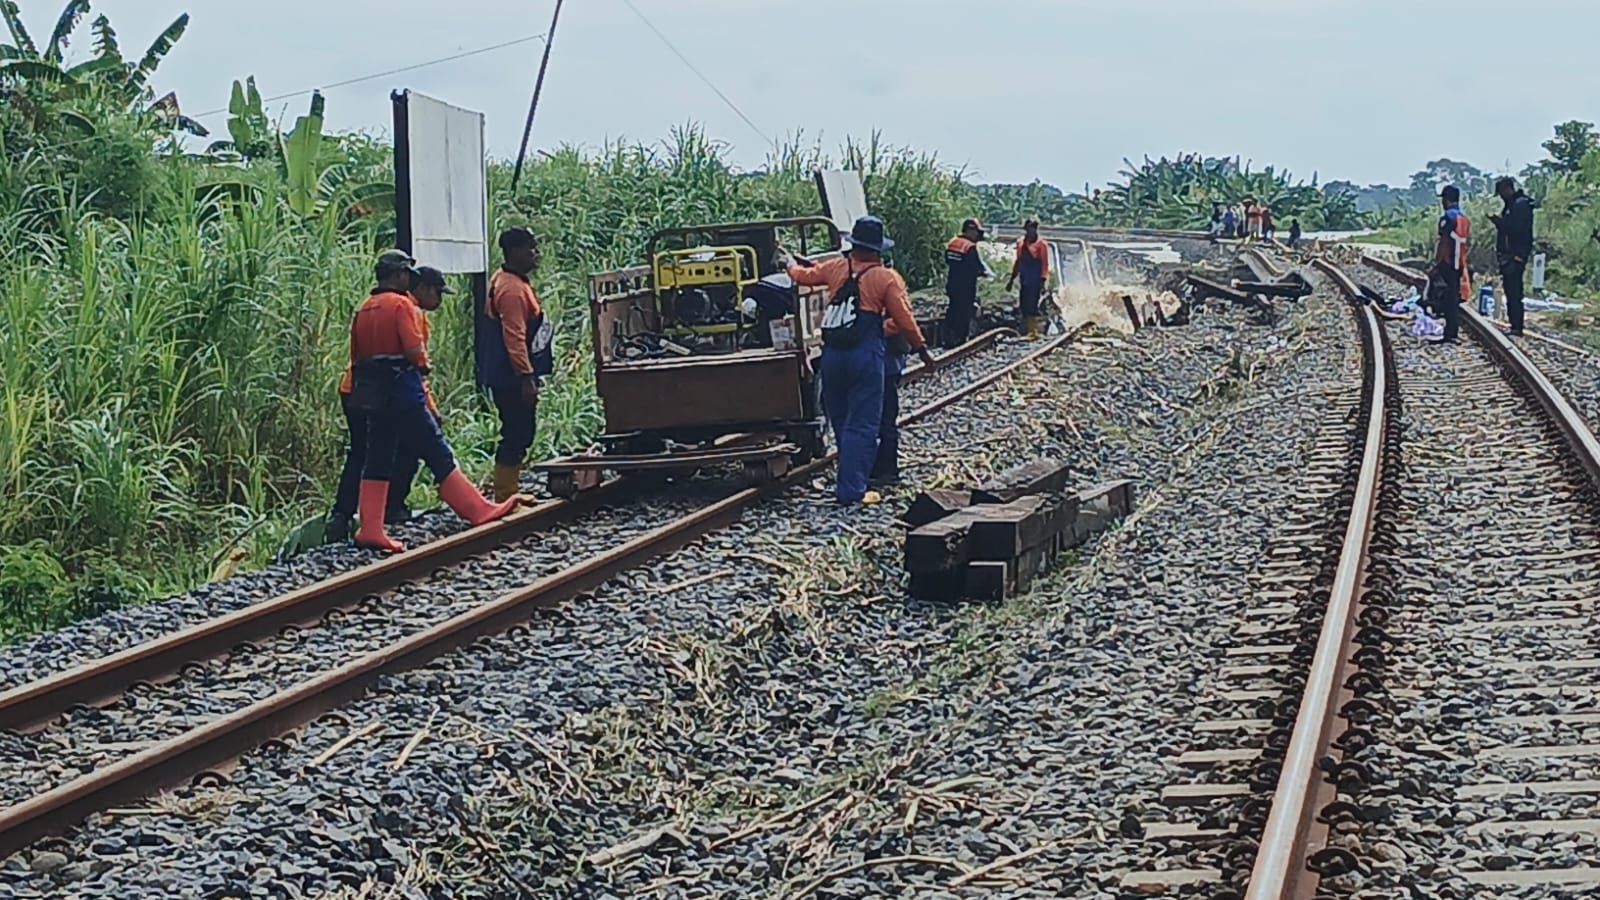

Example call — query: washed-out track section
[1116,252,1600,898]
[0,327,1052,862]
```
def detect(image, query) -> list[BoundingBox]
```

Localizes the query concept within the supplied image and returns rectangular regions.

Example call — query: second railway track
[0,327,1062,860]
[1125,251,1600,898]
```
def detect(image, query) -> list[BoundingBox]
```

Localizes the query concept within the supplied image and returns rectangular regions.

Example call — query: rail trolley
[536,216,844,497]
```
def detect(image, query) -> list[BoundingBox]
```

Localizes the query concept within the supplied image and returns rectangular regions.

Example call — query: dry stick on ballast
[709,790,841,850]
[391,711,437,772]
[307,722,383,769]
[790,855,972,899]
[948,838,1070,888]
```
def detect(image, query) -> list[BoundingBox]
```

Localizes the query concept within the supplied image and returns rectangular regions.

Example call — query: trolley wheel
[547,469,601,499]
[742,456,791,488]
[787,423,826,465]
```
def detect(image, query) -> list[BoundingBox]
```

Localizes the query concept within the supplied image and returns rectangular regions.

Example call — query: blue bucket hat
[845,215,894,253]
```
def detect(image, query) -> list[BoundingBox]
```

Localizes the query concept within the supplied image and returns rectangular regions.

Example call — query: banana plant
[0,1,203,137]
[279,90,324,217]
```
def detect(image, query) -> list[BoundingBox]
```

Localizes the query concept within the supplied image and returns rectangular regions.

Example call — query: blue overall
[358,366,455,485]
[821,311,885,504]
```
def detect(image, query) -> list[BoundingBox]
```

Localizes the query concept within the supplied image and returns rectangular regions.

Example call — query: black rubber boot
[324,513,351,543]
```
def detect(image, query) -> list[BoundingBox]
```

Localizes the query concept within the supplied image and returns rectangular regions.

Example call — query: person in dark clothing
[941,217,990,348]
[1287,219,1302,249]
[1490,176,1535,336]
[1429,185,1471,345]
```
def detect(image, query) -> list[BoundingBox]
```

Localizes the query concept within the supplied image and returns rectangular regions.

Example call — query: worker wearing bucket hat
[788,216,933,505]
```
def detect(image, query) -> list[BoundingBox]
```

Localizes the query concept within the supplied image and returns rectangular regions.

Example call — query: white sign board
[815,169,869,236]
[1532,252,1547,291]
[402,92,488,273]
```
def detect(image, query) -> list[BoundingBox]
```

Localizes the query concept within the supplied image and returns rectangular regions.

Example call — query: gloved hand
[917,346,936,368]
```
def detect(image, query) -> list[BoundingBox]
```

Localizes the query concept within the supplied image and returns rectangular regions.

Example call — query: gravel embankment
[1,253,1346,899]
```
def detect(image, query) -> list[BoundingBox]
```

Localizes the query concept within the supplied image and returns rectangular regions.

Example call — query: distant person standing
[1209,204,1224,243]
[1428,185,1471,345]
[941,217,991,348]
[1259,204,1274,242]
[1222,206,1238,239]
[1490,176,1535,337]
[1287,219,1302,249]
[1245,199,1262,240]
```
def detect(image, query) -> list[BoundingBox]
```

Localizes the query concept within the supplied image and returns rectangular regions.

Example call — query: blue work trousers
[872,353,905,481]
[821,335,885,504]
[362,403,456,485]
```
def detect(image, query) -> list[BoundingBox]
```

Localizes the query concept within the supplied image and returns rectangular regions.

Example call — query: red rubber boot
[438,468,518,526]
[353,480,405,553]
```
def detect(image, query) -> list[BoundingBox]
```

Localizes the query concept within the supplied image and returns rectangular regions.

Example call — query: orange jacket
[1012,237,1050,286]
[488,269,545,377]
[787,253,926,348]
[341,293,437,414]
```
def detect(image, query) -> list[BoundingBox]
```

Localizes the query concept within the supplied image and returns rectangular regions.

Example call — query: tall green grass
[0,123,980,642]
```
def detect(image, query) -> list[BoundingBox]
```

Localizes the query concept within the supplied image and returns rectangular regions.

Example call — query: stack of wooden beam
[903,460,1134,602]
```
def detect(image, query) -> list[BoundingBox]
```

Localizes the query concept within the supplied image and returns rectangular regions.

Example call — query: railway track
[0,327,1062,860]
[1123,252,1600,898]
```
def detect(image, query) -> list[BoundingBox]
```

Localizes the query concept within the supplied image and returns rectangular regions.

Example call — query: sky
[22,0,1600,191]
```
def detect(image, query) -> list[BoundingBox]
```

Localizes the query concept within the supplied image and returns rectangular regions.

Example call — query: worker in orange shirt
[326,262,450,541]
[345,250,517,552]
[790,217,934,505]
[476,226,553,502]
[1006,218,1051,340]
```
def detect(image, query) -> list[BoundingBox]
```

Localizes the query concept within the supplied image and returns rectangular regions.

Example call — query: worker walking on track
[325,263,450,541]
[1491,176,1535,337]
[789,216,933,505]
[345,250,519,552]
[941,217,990,348]
[477,226,553,502]
[1006,219,1051,340]
[1428,185,1471,345]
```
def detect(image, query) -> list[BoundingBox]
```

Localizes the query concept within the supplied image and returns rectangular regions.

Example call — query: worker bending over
[477,227,553,501]
[346,250,517,552]
[941,217,990,348]
[1007,219,1051,340]
[326,263,450,541]
[789,217,933,505]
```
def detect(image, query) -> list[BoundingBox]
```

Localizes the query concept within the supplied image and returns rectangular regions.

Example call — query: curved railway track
[0,327,1070,860]
[1126,252,1600,898]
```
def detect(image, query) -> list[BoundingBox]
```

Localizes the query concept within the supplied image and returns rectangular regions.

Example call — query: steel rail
[1244,258,1389,899]
[0,329,1070,858]
[991,223,1212,242]
[0,328,1013,736]
[1358,254,1600,491]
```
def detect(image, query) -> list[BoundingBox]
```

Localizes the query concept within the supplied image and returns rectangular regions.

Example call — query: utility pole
[511,0,565,193]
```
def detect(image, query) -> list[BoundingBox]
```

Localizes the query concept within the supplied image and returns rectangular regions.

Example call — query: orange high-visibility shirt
[787,253,926,348]
[340,294,437,413]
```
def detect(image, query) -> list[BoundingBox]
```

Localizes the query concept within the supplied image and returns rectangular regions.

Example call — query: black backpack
[821,262,866,349]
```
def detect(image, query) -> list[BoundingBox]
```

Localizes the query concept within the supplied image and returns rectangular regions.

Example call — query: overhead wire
[616,0,773,149]
[188,32,548,121]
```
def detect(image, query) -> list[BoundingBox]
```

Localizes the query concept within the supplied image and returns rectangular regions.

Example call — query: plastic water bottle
[1478,285,1496,317]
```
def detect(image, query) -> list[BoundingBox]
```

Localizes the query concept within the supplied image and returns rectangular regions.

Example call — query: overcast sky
[30,0,1600,190]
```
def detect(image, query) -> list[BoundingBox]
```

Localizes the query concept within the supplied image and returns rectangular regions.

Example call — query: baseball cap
[414,266,454,294]
[375,249,418,277]
[962,217,986,239]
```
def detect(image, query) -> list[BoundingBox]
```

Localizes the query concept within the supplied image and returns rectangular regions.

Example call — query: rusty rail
[1240,256,1390,899]
[0,327,1011,736]
[0,328,1065,858]
[1246,253,1600,897]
